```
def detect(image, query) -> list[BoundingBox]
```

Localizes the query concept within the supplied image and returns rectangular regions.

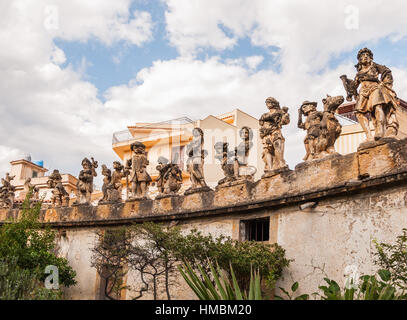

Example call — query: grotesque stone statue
[127,142,151,199]
[24,177,39,201]
[47,169,69,207]
[156,156,170,194]
[320,95,344,155]
[185,128,210,194]
[298,100,322,161]
[109,161,125,201]
[75,157,98,205]
[340,48,399,142]
[214,126,256,185]
[99,164,112,203]
[100,161,125,203]
[156,156,183,196]
[298,96,344,161]
[0,173,16,208]
[214,142,235,185]
[259,97,290,175]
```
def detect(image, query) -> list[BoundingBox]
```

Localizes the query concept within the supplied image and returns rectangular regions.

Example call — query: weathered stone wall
[2,139,407,299]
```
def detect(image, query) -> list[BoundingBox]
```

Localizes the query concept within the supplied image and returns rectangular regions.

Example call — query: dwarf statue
[298,96,344,161]
[99,164,112,203]
[185,128,209,192]
[75,157,98,205]
[259,97,290,173]
[0,173,16,208]
[340,47,399,142]
[214,142,235,185]
[47,169,70,207]
[24,177,39,201]
[156,156,183,195]
[127,142,151,199]
[108,161,125,201]
[298,100,324,161]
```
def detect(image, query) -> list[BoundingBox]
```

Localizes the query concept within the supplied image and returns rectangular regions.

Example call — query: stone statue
[99,164,111,203]
[214,142,235,185]
[24,177,39,201]
[156,156,170,194]
[259,97,290,174]
[298,96,344,161]
[0,173,16,208]
[47,169,69,207]
[127,142,151,199]
[185,128,210,193]
[100,161,125,203]
[156,156,183,196]
[320,95,344,155]
[109,161,125,201]
[340,48,399,142]
[75,157,98,205]
[214,126,256,185]
[298,101,322,161]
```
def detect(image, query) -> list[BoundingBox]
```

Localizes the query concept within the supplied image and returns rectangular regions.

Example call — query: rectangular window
[241,217,270,242]
[32,171,38,178]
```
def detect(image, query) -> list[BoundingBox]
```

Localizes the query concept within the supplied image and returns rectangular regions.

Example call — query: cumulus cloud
[2,0,407,188]
[0,0,153,184]
[163,0,407,72]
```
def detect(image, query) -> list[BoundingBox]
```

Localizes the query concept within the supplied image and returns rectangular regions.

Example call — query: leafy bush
[0,195,76,299]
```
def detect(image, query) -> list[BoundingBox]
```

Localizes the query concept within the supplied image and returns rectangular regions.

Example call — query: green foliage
[172,229,291,291]
[0,195,76,299]
[91,223,290,300]
[373,228,407,290]
[274,281,310,300]
[317,271,406,300]
[178,260,263,300]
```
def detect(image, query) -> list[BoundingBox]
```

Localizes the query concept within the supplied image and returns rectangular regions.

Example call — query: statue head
[265,97,280,110]
[192,127,204,138]
[113,161,123,170]
[130,141,146,154]
[81,158,92,169]
[157,156,169,165]
[300,101,318,115]
[239,126,253,141]
[356,48,373,69]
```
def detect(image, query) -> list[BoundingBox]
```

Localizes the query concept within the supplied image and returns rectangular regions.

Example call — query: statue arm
[375,63,393,85]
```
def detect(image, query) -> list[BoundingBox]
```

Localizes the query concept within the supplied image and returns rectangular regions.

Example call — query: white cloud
[245,55,264,70]
[2,0,407,188]
[163,0,407,72]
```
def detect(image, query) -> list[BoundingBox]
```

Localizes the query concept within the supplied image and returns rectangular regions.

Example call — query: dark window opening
[32,171,38,178]
[242,217,270,242]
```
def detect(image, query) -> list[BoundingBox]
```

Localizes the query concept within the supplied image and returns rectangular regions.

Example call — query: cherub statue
[47,169,69,207]
[75,157,98,205]
[128,142,151,199]
[340,48,399,142]
[24,177,39,201]
[185,128,209,192]
[259,97,290,173]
